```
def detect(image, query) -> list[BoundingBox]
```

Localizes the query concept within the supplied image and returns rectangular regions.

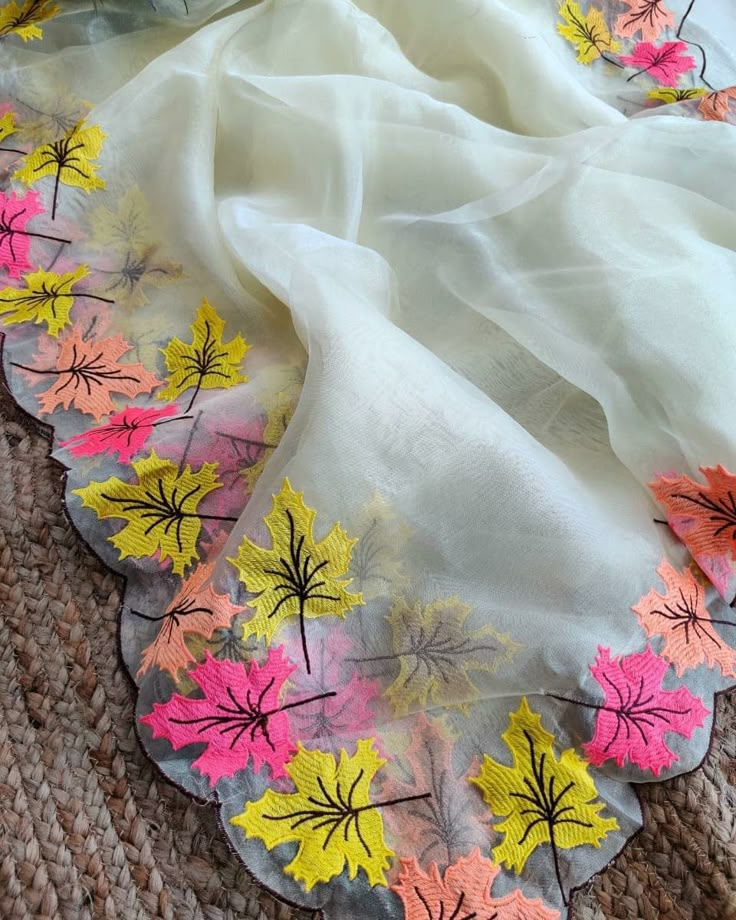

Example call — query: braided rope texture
[0,387,735,920]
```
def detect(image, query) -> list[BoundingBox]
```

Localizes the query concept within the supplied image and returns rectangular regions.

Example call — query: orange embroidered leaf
[698,87,736,122]
[649,466,736,599]
[393,849,560,920]
[632,560,736,678]
[12,329,161,420]
[136,562,241,679]
[614,0,674,42]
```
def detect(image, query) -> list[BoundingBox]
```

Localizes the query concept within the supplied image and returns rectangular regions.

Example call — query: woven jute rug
[1,384,736,920]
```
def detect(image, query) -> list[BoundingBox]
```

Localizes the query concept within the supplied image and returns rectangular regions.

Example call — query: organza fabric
[1,1,736,918]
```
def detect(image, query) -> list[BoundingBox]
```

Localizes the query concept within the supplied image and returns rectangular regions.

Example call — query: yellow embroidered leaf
[73,449,223,576]
[379,597,520,715]
[14,120,106,218]
[0,265,99,337]
[231,739,409,890]
[87,186,153,252]
[349,492,410,601]
[240,397,293,495]
[158,298,249,411]
[557,1,620,64]
[227,478,362,674]
[470,698,619,884]
[0,0,59,42]
[0,108,17,144]
[647,87,708,104]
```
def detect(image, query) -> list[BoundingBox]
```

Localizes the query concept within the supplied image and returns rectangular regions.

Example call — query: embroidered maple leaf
[141,648,338,784]
[581,645,709,775]
[239,398,293,495]
[620,41,695,86]
[231,739,430,890]
[0,265,113,337]
[158,298,249,411]
[73,449,235,575]
[393,849,560,920]
[59,404,185,464]
[356,597,520,715]
[647,86,707,104]
[97,245,183,309]
[0,190,69,278]
[698,87,736,122]
[614,0,674,42]
[632,560,736,678]
[0,104,21,154]
[470,698,618,905]
[87,186,153,252]
[349,492,410,601]
[15,86,92,147]
[650,466,736,599]
[0,0,59,42]
[11,329,161,420]
[134,562,240,678]
[212,410,273,493]
[286,632,379,754]
[14,120,106,219]
[380,714,489,869]
[228,479,362,674]
[556,1,621,64]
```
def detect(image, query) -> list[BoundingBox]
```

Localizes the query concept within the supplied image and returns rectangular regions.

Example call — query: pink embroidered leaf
[698,87,736,122]
[649,466,736,599]
[620,41,696,86]
[59,404,184,463]
[0,189,69,278]
[614,0,674,42]
[140,649,335,784]
[12,328,161,420]
[135,562,241,679]
[381,713,489,868]
[632,560,736,678]
[582,645,708,776]
[392,849,560,920]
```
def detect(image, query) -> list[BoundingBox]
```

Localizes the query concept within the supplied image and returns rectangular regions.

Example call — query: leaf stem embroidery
[676,0,714,89]
[263,506,341,675]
